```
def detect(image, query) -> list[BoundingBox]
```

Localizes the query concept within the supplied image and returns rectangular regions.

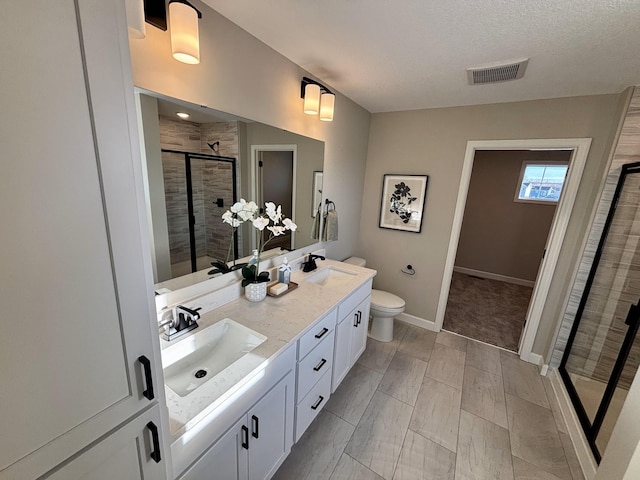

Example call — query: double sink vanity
[159,258,376,479]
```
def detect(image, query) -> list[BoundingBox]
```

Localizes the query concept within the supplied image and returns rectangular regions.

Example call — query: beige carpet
[443,272,533,351]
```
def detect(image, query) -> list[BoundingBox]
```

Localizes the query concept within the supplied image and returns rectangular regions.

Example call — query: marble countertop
[160,259,376,439]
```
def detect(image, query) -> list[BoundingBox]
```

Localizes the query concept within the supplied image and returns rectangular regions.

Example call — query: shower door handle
[625,302,640,327]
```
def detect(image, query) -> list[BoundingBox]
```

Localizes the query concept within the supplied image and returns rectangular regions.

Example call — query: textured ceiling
[202,0,640,113]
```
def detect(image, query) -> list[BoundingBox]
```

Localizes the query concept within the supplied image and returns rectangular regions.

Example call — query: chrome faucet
[162,305,202,341]
[302,254,326,272]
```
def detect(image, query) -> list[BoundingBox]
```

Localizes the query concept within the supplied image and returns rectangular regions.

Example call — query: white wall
[361,94,623,356]
[128,1,370,262]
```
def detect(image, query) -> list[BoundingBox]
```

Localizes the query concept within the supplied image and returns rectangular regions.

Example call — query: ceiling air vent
[467,59,529,85]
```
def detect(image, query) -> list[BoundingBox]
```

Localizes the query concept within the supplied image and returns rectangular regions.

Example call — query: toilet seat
[371,289,405,311]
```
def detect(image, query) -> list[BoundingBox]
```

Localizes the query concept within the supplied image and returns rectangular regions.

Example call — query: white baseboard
[396,312,438,332]
[549,369,597,480]
[525,352,548,375]
[453,266,535,288]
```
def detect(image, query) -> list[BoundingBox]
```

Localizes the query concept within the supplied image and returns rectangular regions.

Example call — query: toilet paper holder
[401,265,415,275]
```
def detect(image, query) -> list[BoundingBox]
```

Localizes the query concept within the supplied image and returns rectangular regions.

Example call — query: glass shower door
[560,161,640,462]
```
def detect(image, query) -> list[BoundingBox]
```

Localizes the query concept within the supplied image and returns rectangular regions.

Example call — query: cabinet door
[0,1,162,477]
[180,418,248,480]
[248,372,294,480]
[332,316,354,392]
[350,297,371,364]
[46,406,167,480]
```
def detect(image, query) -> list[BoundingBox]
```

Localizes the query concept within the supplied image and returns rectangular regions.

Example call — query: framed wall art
[379,174,428,233]
[312,170,323,217]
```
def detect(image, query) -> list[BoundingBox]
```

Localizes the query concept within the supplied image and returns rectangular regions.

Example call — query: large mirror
[136,90,324,292]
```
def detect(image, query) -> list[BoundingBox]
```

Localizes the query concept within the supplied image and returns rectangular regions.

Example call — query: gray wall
[129,0,371,262]
[456,150,570,282]
[361,94,623,357]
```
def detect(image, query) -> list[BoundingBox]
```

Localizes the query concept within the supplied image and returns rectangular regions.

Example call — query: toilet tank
[343,256,366,267]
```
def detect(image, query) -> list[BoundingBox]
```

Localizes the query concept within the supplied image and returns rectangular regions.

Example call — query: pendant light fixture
[303,83,321,115]
[169,0,202,64]
[319,92,335,121]
[138,0,203,65]
[301,77,336,122]
[125,0,146,39]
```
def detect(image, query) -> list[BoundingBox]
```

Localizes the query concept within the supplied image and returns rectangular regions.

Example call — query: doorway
[435,139,592,363]
[250,145,296,251]
[443,150,571,351]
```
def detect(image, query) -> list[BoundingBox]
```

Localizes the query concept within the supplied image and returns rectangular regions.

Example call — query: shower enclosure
[560,162,640,462]
[161,149,238,278]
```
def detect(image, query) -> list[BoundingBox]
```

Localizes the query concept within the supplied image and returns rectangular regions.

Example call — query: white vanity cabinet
[179,371,295,480]
[1,1,167,478]
[46,405,166,480]
[332,280,373,392]
[294,310,338,441]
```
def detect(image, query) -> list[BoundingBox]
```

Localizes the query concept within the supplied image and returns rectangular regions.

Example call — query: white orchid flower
[230,199,246,213]
[265,202,282,223]
[238,209,254,221]
[283,218,297,231]
[267,226,286,236]
[222,210,241,227]
[246,201,259,213]
[252,217,269,231]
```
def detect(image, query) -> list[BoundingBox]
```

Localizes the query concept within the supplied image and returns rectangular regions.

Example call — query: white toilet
[344,257,405,342]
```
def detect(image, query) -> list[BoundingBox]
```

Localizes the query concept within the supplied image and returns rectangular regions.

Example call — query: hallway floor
[274,323,584,480]
[443,272,533,351]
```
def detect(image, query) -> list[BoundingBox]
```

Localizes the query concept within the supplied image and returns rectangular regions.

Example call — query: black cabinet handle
[311,395,325,410]
[241,425,249,449]
[252,415,259,439]
[315,327,329,339]
[146,422,161,463]
[138,355,154,400]
[353,312,358,327]
[313,358,327,372]
[356,310,362,325]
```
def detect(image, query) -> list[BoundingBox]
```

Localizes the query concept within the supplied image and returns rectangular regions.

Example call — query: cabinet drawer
[295,370,332,442]
[298,309,337,360]
[297,330,334,401]
[338,279,373,320]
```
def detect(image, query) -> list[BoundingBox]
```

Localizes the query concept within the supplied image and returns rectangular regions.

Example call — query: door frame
[250,145,298,249]
[435,138,592,363]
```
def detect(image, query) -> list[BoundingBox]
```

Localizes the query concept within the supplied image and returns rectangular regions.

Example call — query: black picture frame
[379,174,428,233]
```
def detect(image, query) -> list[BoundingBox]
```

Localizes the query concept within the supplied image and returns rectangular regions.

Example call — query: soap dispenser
[278,257,291,284]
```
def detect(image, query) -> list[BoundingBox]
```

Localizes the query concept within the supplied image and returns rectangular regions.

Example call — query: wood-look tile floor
[273,324,584,480]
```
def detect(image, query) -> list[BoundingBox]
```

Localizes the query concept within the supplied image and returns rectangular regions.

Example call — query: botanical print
[379,174,428,233]
[390,181,418,223]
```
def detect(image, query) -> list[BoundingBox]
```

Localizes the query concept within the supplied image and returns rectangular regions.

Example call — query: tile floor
[443,273,533,351]
[273,323,584,480]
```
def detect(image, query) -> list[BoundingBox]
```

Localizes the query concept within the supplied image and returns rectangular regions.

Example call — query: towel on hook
[311,204,321,240]
[323,209,339,242]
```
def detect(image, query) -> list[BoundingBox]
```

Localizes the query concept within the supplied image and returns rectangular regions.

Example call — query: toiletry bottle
[248,249,259,265]
[278,257,291,284]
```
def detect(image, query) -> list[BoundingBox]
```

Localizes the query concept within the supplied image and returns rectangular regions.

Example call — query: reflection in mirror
[136,90,324,291]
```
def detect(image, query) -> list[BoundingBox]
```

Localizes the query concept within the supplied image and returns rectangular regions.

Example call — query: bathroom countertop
[161,259,377,439]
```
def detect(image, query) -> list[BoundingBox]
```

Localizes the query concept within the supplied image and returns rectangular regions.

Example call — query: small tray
[267,281,299,298]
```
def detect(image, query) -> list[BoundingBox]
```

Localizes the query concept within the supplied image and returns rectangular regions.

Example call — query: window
[515,161,569,204]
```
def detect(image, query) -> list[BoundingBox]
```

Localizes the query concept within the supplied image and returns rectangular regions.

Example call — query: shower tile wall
[552,88,640,381]
[200,122,240,259]
[159,116,239,267]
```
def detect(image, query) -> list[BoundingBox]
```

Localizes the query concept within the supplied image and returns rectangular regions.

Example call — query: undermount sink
[162,319,267,397]
[305,266,357,287]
